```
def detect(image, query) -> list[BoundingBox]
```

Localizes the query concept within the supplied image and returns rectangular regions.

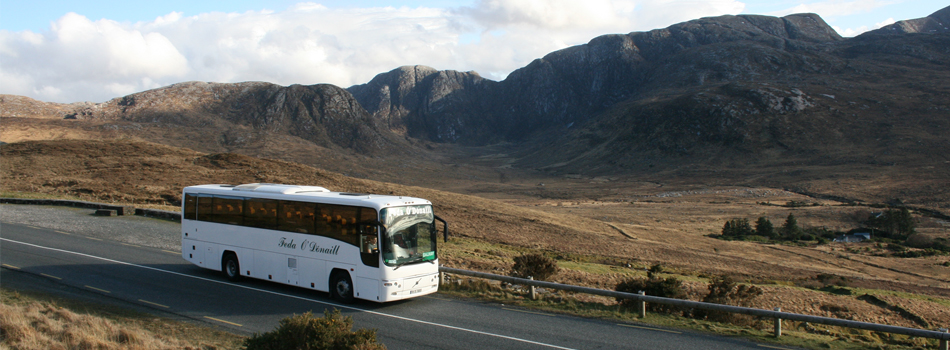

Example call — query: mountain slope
[346,7,950,176]
[52,81,406,156]
[348,13,848,144]
[869,5,950,35]
[2,7,948,209]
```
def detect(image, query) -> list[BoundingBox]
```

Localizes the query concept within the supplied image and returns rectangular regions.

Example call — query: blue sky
[4,1,941,33]
[1,1,945,102]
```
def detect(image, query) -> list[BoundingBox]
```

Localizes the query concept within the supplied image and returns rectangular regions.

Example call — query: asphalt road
[0,205,789,349]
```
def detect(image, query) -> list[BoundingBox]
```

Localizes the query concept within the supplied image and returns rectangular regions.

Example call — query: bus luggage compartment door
[288,257,298,285]
[356,277,380,301]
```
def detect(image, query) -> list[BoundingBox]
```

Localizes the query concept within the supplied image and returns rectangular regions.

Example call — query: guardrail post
[638,291,646,318]
[439,272,445,286]
[939,328,948,350]
[774,307,782,338]
[529,276,537,300]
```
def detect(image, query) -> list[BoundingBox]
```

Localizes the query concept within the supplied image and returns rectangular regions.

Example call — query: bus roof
[183,183,431,209]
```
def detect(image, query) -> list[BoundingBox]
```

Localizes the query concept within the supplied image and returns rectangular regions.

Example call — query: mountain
[346,65,492,143]
[867,6,950,35]
[24,81,407,156]
[348,12,846,144]
[348,7,950,173]
[2,7,948,207]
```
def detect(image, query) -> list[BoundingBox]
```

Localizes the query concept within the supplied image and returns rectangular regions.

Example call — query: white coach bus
[181,183,447,303]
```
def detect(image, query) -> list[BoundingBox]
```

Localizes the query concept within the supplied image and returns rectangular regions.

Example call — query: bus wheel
[222,253,242,282]
[330,271,354,303]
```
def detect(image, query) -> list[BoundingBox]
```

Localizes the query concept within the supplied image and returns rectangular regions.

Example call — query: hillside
[344,8,950,209]
[3,6,950,346]
[7,8,947,211]
[2,139,949,330]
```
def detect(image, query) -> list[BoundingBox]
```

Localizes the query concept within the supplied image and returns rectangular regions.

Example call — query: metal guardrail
[439,267,950,348]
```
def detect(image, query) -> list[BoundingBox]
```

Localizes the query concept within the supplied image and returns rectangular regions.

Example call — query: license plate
[410,289,422,294]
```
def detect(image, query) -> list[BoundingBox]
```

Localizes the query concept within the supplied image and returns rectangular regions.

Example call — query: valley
[2,6,949,345]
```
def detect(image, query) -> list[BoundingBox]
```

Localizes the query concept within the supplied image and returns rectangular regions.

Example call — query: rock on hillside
[62,82,405,155]
[867,6,950,35]
[346,7,950,176]
[3,7,949,174]
[0,95,98,119]
[347,65,494,143]
[349,13,846,144]
[516,23,950,172]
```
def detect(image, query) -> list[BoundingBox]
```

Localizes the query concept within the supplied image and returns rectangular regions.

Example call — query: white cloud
[1,1,747,103]
[875,17,897,27]
[831,16,897,37]
[1,13,188,102]
[832,25,869,36]
[767,0,906,36]
[768,0,899,18]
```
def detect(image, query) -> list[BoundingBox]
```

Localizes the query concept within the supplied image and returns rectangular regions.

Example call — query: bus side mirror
[434,215,448,242]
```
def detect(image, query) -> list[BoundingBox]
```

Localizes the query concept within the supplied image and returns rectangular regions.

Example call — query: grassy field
[0,287,244,350]
[1,138,948,349]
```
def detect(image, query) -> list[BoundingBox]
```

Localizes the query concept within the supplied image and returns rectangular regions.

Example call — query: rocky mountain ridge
[6,81,407,155]
[3,7,949,178]
[354,7,949,176]
[347,12,848,144]
[868,5,950,35]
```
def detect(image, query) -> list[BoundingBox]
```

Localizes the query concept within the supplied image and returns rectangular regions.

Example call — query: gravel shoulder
[1,204,181,251]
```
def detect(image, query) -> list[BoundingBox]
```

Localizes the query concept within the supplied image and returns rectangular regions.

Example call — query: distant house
[834,232,871,243]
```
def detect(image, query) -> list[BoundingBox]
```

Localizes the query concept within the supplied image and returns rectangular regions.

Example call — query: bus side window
[245,198,277,230]
[314,204,330,237]
[196,194,213,222]
[183,193,198,220]
[279,200,315,234]
[213,196,244,226]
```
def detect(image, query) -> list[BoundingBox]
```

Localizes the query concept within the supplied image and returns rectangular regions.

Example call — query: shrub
[615,276,688,315]
[894,249,944,258]
[694,275,763,324]
[815,273,852,288]
[905,234,950,253]
[510,253,559,281]
[784,201,817,207]
[647,263,663,279]
[886,243,907,252]
[244,310,385,350]
[804,227,837,240]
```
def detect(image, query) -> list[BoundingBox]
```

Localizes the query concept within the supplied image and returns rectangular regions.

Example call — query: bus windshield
[380,205,436,267]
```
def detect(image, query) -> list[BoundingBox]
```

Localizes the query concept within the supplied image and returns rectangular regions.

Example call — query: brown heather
[1,300,184,350]
[1,138,948,333]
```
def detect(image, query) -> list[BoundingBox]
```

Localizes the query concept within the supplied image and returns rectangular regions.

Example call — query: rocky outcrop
[349,13,846,143]
[344,8,948,174]
[347,66,492,142]
[65,81,401,155]
[865,6,950,35]
[6,7,948,171]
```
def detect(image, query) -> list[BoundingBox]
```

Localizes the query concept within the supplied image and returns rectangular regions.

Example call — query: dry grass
[2,138,949,337]
[0,289,242,350]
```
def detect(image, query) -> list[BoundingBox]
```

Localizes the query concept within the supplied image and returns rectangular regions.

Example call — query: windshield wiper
[392,256,432,270]
[392,260,412,270]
